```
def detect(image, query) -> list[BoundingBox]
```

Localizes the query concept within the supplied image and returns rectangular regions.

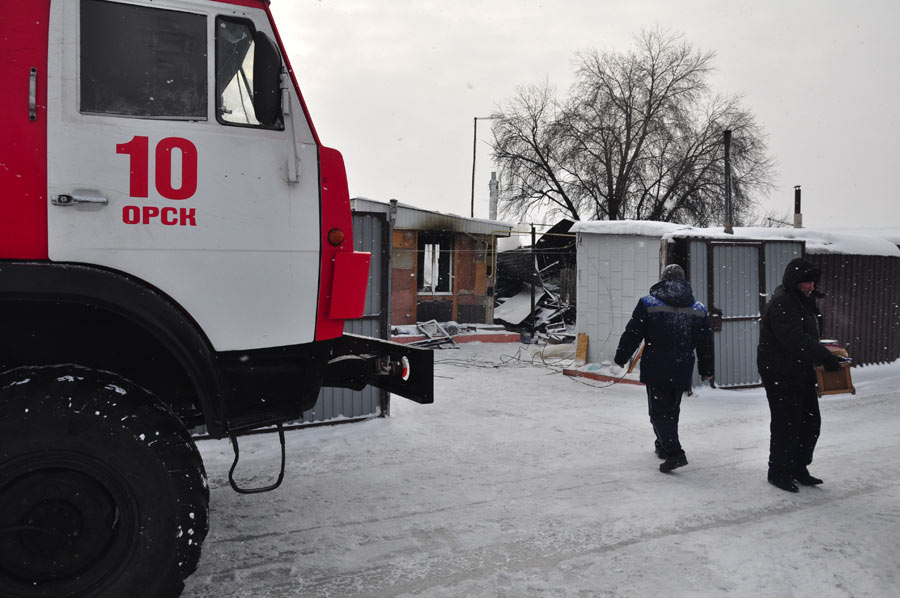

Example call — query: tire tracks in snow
[185,439,900,598]
[185,475,899,598]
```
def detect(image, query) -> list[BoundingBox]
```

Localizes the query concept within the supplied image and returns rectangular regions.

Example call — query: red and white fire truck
[0,1,432,596]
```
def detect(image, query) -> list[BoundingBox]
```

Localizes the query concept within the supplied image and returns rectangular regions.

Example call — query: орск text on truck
[0,1,432,597]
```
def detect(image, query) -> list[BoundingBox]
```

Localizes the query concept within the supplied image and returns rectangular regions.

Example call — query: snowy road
[183,342,900,597]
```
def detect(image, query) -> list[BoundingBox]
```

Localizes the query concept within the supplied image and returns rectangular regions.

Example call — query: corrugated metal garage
[573,222,900,389]
[572,221,676,369]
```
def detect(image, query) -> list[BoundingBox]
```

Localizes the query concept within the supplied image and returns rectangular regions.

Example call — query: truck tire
[0,365,210,598]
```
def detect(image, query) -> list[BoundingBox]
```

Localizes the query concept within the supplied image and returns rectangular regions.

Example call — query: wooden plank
[575,333,588,364]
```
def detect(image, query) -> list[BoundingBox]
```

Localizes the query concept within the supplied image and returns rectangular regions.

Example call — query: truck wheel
[0,365,209,598]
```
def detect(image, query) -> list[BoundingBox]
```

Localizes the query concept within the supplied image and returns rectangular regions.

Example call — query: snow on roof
[819,227,900,247]
[570,220,900,257]
[665,226,900,257]
[569,220,688,237]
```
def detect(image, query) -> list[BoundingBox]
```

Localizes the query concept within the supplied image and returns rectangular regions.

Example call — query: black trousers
[762,378,821,477]
[646,386,684,455]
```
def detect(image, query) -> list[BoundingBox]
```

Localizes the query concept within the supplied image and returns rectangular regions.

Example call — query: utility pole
[530,223,536,340]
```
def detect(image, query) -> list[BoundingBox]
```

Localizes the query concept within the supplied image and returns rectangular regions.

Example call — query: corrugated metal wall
[301,212,390,423]
[353,213,386,315]
[688,240,708,389]
[575,232,900,386]
[764,243,803,302]
[807,253,900,365]
[688,239,803,388]
[688,240,899,380]
[713,244,759,318]
[712,244,761,387]
[689,241,762,387]
[688,240,709,304]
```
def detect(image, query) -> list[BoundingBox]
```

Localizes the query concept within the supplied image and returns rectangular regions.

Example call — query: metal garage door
[689,239,803,388]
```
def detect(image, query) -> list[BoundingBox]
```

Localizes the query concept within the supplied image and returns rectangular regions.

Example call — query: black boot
[654,439,666,459]
[659,451,687,473]
[768,474,799,493]
[794,467,823,486]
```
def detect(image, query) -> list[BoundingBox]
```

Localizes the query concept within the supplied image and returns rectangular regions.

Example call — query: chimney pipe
[488,172,499,220]
[389,198,398,226]
[723,130,734,234]
[793,185,802,228]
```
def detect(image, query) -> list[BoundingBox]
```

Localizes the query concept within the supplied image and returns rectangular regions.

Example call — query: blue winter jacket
[614,278,715,389]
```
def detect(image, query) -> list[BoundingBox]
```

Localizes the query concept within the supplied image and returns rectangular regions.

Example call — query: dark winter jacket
[757,257,834,386]
[614,278,715,389]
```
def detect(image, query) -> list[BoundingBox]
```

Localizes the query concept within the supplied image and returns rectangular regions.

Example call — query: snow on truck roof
[570,220,900,257]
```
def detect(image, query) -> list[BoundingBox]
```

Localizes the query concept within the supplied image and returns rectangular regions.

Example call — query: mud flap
[323,334,434,404]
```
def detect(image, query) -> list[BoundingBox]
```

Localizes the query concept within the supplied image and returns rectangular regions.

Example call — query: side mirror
[252,31,282,128]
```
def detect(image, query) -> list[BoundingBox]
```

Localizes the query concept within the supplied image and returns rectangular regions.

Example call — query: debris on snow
[494,220,577,343]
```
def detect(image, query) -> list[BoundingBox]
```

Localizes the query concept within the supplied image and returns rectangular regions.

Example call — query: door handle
[52,194,108,206]
[29,67,37,121]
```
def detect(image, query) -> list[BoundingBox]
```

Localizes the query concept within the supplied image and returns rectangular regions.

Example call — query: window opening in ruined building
[418,234,453,294]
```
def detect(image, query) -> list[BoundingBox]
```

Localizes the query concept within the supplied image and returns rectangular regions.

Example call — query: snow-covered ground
[183,342,900,598]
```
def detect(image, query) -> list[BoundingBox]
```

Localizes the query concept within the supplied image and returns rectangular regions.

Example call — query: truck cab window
[80,0,207,119]
[217,19,282,128]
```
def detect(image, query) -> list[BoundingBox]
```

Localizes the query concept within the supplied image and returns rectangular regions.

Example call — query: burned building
[351,198,513,326]
[494,220,577,339]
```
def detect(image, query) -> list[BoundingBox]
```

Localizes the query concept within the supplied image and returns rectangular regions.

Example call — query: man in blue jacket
[614,264,715,473]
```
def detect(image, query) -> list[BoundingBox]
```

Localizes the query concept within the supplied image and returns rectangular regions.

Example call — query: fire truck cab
[0,1,432,596]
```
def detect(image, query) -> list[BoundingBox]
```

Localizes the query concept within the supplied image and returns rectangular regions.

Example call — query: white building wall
[575,233,663,365]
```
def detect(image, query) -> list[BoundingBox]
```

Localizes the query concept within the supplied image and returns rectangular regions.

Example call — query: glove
[823,354,843,372]
[614,359,626,369]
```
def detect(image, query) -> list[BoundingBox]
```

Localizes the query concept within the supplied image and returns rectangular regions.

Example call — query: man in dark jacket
[614,264,715,473]
[758,257,843,493]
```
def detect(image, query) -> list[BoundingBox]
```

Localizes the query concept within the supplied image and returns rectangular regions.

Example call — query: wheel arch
[0,260,226,434]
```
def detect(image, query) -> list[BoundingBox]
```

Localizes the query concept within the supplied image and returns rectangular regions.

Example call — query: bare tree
[491,29,775,225]
[490,80,580,222]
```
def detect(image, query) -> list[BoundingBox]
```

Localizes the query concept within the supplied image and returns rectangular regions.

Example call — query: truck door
[46,0,322,351]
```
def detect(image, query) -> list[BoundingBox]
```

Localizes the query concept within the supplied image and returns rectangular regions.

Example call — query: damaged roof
[351,197,513,237]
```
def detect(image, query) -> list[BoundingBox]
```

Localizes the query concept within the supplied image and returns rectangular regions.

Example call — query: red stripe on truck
[315,147,371,341]
[262,2,321,146]
[0,1,50,259]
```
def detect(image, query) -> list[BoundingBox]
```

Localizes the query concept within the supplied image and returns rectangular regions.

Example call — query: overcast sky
[269,0,899,229]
